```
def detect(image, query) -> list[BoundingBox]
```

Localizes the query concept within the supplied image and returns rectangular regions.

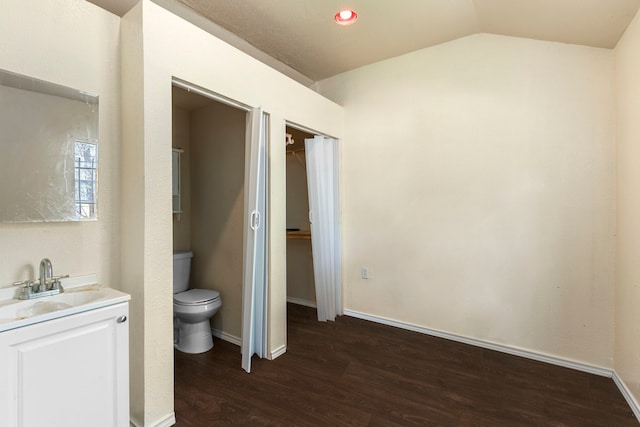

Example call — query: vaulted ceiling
[90,0,640,83]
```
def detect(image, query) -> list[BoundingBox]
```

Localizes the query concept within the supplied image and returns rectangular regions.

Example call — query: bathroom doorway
[171,81,267,373]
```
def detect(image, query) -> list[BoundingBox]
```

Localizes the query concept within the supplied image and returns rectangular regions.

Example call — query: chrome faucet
[38,258,53,293]
[11,258,68,300]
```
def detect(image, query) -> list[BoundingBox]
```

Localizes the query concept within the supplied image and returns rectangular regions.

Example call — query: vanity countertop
[0,275,130,332]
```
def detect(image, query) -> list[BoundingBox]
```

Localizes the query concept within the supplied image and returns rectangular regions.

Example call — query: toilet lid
[174,289,220,305]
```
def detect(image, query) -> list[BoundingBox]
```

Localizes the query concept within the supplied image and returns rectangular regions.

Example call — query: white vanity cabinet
[0,302,129,427]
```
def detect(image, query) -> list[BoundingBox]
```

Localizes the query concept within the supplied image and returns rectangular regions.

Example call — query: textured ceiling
[89,0,640,82]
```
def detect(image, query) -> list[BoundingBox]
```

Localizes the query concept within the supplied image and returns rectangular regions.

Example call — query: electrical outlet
[361,266,369,279]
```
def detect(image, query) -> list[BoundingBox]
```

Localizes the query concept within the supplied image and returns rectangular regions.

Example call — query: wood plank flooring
[174,303,637,426]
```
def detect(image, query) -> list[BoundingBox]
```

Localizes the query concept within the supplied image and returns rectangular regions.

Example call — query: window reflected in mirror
[74,141,97,219]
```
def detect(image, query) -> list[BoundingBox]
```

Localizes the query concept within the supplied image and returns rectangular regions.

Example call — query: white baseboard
[211,328,284,360]
[130,412,175,427]
[613,372,640,422]
[270,344,287,360]
[155,413,176,427]
[343,309,613,378]
[211,328,241,346]
[287,296,317,308]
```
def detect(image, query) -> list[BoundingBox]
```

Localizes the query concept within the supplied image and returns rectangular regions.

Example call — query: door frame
[171,78,269,372]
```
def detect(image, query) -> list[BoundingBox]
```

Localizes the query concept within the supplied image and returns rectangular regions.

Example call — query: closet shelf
[287,230,311,240]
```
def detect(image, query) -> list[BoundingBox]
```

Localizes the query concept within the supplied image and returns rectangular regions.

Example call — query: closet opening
[285,123,342,327]
[285,126,316,309]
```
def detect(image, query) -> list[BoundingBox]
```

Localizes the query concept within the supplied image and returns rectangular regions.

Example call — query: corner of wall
[614,4,640,413]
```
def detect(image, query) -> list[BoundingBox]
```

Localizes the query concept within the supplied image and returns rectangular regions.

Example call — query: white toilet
[173,251,222,354]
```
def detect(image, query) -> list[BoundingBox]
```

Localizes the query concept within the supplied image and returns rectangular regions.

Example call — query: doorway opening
[172,84,246,345]
[171,80,267,375]
[285,124,342,326]
[285,126,316,309]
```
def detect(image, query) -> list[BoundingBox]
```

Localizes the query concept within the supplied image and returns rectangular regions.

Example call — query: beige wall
[0,2,120,292]
[121,3,172,425]
[190,102,245,339]
[4,0,635,424]
[121,1,343,423]
[615,8,640,406]
[286,155,310,229]
[286,149,316,304]
[317,33,616,368]
[172,106,192,252]
[172,100,245,339]
[286,239,316,305]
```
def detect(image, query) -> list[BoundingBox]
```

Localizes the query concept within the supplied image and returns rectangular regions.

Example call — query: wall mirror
[0,69,98,222]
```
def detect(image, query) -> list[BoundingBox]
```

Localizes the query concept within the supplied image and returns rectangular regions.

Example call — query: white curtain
[305,136,342,322]
[241,107,268,373]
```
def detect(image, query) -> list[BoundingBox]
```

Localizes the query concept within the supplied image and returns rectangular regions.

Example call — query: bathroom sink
[0,284,130,332]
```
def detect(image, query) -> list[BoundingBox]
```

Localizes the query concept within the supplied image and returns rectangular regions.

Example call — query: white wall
[0,2,120,293]
[121,1,343,424]
[615,8,640,406]
[316,33,616,368]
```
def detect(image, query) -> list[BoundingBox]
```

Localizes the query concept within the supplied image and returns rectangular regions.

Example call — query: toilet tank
[173,251,193,293]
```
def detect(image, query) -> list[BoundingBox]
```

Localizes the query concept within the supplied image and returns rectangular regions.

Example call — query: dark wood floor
[174,303,637,426]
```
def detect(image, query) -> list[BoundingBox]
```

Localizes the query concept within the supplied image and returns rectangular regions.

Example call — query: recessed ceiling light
[335,9,358,26]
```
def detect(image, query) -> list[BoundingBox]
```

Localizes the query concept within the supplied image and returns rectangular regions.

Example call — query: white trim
[287,296,317,308]
[343,309,613,378]
[269,344,287,360]
[172,78,251,112]
[154,413,176,427]
[613,372,640,422]
[211,328,241,346]
[286,120,339,141]
[129,413,175,427]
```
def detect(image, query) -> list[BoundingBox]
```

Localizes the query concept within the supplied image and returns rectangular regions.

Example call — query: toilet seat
[174,289,220,306]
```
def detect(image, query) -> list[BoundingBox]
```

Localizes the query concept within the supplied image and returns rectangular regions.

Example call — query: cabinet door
[0,303,129,427]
